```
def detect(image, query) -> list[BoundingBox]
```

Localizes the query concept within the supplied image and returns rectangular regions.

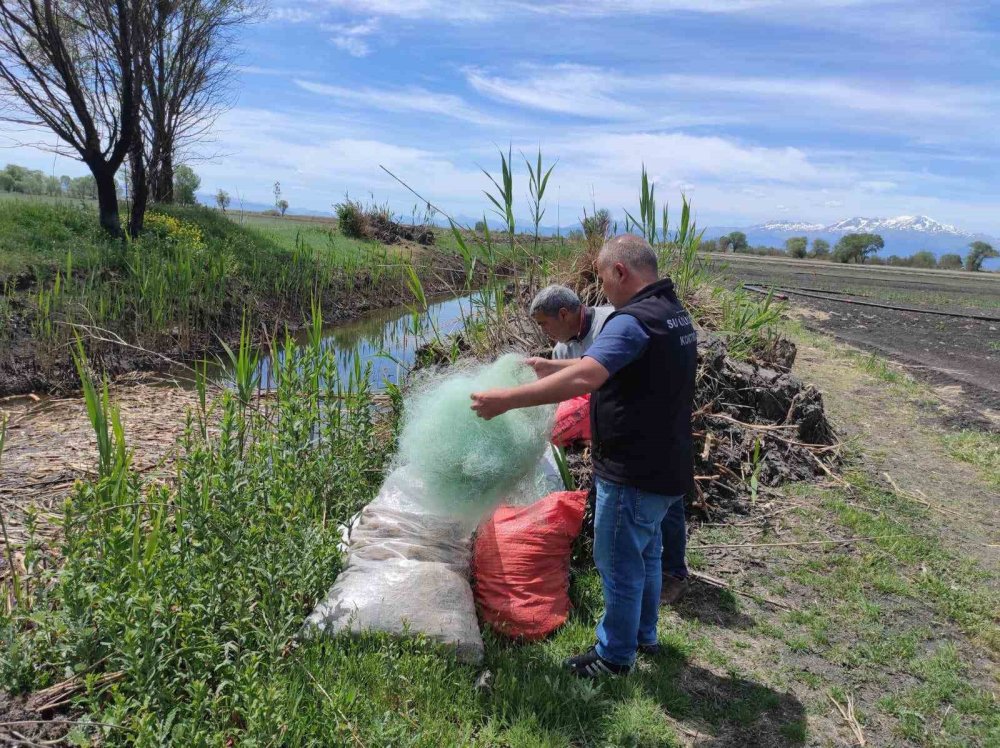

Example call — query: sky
[2,0,999,234]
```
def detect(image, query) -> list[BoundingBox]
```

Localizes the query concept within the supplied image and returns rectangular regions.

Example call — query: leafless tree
[0,0,148,237]
[142,0,257,204]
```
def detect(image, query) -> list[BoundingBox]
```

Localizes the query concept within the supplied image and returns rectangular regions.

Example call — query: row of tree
[0,0,257,237]
[0,163,99,199]
[0,161,201,205]
[710,231,997,272]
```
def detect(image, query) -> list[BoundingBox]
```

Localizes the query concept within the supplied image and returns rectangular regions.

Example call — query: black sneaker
[637,643,661,657]
[564,646,631,679]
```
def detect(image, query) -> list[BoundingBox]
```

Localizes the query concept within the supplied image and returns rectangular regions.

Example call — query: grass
[774,475,1000,745]
[0,196,108,279]
[940,430,1000,489]
[2,321,391,743]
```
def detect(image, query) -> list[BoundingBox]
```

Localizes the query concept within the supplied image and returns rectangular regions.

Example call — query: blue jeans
[662,499,688,579]
[593,476,685,666]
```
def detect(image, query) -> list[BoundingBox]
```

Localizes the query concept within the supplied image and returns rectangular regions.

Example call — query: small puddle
[247,291,482,390]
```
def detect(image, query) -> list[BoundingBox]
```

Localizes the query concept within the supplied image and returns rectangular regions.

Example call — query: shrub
[0,336,388,743]
[581,208,611,250]
[810,238,830,259]
[335,199,368,239]
[142,211,206,251]
[785,236,808,259]
[939,253,963,270]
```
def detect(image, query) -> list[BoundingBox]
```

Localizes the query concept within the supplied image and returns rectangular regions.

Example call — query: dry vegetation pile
[564,333,837,524]
[334,199,436,245]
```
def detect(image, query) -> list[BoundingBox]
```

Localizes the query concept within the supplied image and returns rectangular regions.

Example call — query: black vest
[590,278,697,496]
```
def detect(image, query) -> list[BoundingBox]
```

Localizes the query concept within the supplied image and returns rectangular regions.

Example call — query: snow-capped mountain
[710,215,995,261]
[749,215,973,237]
[752,220,827,232]
[822,215,972,237]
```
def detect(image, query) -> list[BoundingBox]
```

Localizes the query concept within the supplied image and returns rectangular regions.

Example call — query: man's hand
[470,389,512,420]
[525,356,579,379]
[471,358,609,419]
[525,357,558,378]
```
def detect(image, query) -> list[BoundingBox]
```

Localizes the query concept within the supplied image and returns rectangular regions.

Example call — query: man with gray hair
[472,234,697,678]
[528,285,614,360]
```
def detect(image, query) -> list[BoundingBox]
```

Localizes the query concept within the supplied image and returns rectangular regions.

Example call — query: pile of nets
[396,354,555,519]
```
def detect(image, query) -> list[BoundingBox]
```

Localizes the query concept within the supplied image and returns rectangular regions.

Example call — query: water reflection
[253,292,481,390]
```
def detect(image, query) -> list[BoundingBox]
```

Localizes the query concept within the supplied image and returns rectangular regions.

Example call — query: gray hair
[529,284,581,317]
[598,234,658,277]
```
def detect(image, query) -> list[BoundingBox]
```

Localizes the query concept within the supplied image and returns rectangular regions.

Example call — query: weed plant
[0,310,389,744]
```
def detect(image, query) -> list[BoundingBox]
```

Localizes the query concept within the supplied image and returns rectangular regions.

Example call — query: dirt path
[788,324,999,569]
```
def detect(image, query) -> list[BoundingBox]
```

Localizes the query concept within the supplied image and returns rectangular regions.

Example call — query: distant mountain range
[708,215,996,260]
[196,196,997,268]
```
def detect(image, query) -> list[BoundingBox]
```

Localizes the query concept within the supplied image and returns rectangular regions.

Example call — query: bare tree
[142,0,257,204]
[0,0,147,236]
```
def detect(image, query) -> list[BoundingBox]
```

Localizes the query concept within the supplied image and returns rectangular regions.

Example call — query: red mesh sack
[472,490,588,640]
[551,395,591,447]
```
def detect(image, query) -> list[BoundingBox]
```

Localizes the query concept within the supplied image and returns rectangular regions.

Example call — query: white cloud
[321,17,379,56]
[191,107,487,212]
[554,131,824,185]
[464,65,997,126]
[301,0,886,22]
[294,79,501,125]
[465,65,641,120]
[269,7,320,22]
[857,180,898,193]
[663,74,995,119]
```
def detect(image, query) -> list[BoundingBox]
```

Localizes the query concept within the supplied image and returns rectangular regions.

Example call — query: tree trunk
[92,164,123,238]
[155,149,174,204]
[128,142,148,237]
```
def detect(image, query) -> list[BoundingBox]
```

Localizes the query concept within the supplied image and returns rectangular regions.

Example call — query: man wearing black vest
[471,234,697,678]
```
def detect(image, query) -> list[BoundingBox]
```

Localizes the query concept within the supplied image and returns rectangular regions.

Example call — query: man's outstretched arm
[471,357,608,420]
[525,356,580,378]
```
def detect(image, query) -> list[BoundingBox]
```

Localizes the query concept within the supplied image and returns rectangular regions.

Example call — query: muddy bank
[0,255,477,397]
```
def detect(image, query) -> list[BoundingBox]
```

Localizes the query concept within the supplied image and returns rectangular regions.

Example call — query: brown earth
[713,254,1000,430]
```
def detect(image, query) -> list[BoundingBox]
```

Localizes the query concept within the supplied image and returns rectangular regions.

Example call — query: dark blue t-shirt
[583,314,649,376]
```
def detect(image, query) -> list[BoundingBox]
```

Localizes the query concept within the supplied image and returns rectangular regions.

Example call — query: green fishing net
[397,354,555,518]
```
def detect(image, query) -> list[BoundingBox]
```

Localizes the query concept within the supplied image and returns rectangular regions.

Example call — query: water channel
[248,291,483,390]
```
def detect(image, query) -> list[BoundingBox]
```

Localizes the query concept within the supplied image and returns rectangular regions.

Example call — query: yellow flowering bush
[143,211,206,252]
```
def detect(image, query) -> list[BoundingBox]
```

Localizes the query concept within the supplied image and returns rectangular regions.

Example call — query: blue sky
[3,0,999,233]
